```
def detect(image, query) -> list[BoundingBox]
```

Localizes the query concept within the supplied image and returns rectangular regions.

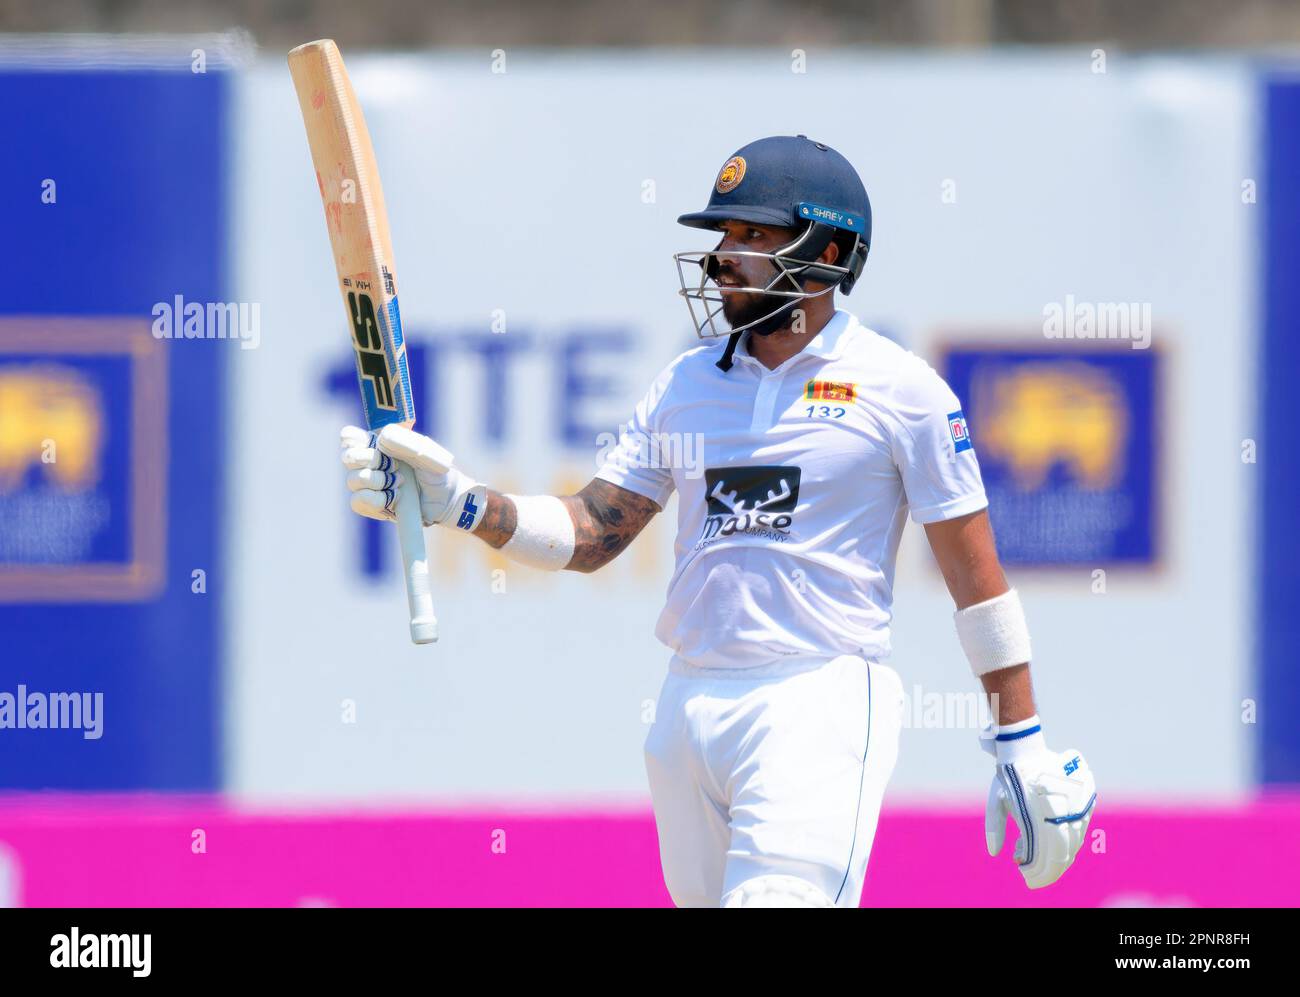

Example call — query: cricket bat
[289,39,441,644]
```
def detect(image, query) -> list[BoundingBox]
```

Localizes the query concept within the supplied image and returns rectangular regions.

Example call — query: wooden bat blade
[289,39,436,644]
[288,38,414,432]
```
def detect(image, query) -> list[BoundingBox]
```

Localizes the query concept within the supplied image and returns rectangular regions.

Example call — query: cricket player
[340,135,1097,908]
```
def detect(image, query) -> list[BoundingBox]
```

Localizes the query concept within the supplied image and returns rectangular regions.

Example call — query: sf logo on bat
[346,285,397,410]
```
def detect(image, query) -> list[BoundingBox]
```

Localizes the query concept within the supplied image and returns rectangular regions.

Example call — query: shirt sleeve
[888,359,989,524]
[593,359,678,509]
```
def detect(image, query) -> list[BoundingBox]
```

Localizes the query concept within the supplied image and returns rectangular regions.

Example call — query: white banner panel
[232,52,1255,801]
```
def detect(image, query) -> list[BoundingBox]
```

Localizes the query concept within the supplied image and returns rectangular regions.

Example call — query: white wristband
[991,714,1047,764]
[954,588,1032,677]
[499,494,576,571]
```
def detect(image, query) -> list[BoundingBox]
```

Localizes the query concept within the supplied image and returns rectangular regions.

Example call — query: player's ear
[818,239,841,267]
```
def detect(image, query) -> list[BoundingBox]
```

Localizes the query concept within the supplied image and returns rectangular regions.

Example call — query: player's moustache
[720,283,800,337]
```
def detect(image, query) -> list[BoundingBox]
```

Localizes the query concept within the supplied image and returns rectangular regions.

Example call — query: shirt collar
[732,308,858,367]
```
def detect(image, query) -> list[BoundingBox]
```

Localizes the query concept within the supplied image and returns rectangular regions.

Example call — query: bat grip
[395,461,438,644]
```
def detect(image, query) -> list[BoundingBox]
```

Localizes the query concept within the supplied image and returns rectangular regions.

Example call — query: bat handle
[395,461,438,644]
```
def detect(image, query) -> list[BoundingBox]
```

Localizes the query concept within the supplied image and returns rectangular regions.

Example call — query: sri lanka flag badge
[804,379,856,402]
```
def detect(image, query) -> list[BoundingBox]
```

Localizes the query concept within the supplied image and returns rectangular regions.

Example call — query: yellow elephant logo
[715,156,747,194]
[0,366,103,494]
[975,361,1127,492]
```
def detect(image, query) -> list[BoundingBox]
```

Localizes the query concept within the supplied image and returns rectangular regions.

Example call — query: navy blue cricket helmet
[674,135,872,359]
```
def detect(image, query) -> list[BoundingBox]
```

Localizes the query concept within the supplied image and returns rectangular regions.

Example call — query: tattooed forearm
[561,479,661,572]
[473,490,518,549]
[471,480,659,571]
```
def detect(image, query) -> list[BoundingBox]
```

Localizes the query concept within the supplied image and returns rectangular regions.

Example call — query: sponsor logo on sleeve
[948,410,973,453]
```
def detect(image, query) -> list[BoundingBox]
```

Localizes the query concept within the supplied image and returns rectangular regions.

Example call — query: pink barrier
[1,794,1297,907]
[869,794,1300,907]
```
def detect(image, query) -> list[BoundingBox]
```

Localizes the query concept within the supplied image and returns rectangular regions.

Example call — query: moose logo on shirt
[698,466,801,546]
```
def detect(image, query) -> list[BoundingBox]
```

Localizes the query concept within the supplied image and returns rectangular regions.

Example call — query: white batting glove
[979,719,1097,890]
[340,425,488,532]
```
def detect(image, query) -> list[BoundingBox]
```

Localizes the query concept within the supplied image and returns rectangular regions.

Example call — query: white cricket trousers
[644,652,905,908]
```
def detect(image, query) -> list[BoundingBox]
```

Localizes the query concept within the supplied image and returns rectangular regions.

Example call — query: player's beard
[720,286,800,337]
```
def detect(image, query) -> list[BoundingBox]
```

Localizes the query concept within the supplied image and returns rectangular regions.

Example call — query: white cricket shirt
[596,309,988,669]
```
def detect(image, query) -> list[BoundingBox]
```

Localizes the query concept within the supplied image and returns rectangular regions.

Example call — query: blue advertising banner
[0,69,227,789]
[943,345,1160,567]
[1261,77,1300,784]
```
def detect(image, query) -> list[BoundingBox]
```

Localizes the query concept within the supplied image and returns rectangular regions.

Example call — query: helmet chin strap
[714,297,801,372]
[716,331,744,371]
